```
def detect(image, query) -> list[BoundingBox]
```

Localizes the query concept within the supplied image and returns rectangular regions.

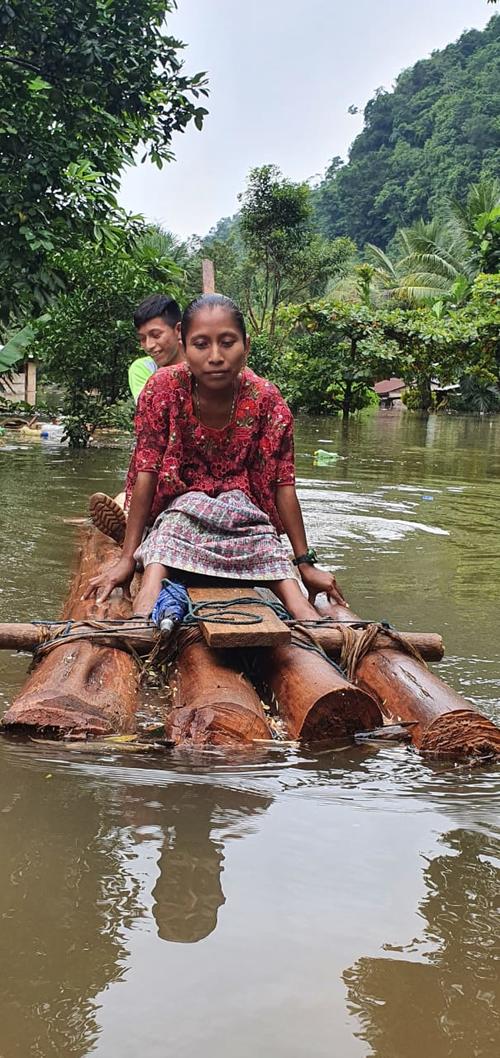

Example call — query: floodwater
[0,411,499,1058]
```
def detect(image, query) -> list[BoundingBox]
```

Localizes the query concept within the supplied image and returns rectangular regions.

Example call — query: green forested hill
[314,16,500,248]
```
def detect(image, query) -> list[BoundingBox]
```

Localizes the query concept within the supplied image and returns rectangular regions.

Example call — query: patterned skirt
[135,489,293,581]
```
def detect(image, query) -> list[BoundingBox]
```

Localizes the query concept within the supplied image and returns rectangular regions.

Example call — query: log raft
[2,524,498,758]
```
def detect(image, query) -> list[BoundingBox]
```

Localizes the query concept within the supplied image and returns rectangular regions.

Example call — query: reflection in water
[344,828,500,1058]
[0,747,272,1055]
[0,753,136,1057]
[1,416,500,1057]
[124,780,272,944]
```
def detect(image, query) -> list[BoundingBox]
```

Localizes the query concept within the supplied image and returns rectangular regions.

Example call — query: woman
[85,294,346,619]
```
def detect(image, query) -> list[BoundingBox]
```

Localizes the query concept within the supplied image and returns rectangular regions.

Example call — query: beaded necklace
[192,377,238,428]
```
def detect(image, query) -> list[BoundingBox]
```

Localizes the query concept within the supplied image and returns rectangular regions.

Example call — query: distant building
[374,377,460,409]
[374,378,406,407]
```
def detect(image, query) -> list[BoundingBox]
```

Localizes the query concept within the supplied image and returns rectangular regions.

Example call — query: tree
[367,218,472,305]
[31,241,184,446]
[238,164,313,334]
[366,180,500,305]
[269,275,500,416]
[448,179,500,275]
[383,275,500,410]
[0,1,207,329]
[197,166,354,335]
[276,301,401,417]
[313,16,500,247]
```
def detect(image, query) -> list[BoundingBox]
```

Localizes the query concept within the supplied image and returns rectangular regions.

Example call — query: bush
[446,378,500,414]
[31,242,184,445]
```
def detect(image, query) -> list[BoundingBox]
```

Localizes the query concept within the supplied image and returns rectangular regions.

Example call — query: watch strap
[292,548,318,567]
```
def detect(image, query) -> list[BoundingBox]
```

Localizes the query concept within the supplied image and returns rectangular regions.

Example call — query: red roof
[374,378,405,396]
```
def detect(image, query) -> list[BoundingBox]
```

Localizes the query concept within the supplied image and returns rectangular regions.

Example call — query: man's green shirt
[128,356,156,403]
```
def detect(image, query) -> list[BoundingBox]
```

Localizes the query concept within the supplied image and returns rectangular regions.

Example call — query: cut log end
[166,702,270,746]
[166,633,272,746]
[301,687,382,742]
[419,709,500,760]
[2,695,115,738]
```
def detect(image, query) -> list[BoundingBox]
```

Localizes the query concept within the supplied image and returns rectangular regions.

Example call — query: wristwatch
[292,547,318,567]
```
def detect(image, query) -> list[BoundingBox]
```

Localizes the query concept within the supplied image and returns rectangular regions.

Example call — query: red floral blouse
[125,363,295,533]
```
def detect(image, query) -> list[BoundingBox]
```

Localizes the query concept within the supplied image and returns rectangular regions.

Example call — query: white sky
[118,0,494,240]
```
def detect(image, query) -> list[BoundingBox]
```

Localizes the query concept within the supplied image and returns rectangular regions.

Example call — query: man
[89,293,183,543]
[128,293,183,402]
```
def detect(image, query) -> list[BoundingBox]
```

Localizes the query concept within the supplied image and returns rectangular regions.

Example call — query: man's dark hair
[133,293,181,330]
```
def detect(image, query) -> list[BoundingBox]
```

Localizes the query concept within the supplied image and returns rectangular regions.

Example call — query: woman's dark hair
[181,294,247,346]
[133,293,181,330]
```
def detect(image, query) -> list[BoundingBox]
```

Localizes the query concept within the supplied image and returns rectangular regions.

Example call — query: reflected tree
[0,757,141,1057]
[343,828,500,1058]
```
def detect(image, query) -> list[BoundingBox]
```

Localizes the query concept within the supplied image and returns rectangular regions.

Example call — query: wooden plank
[187,587,291,648]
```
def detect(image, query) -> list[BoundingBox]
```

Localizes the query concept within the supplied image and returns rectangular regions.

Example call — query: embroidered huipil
[125,363,295,533]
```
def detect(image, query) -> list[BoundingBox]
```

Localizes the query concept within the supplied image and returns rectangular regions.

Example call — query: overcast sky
[118,0,494,240]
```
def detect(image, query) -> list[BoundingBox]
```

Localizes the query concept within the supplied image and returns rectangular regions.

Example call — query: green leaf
[27,76,51,93]
[0,324,35,372]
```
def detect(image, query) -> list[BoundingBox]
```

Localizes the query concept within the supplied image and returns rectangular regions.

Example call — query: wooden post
[202,258,215,294]
[24,357,37,405]
[2,528,141,737]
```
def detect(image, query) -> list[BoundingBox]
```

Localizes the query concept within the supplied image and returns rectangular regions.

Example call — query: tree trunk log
[2,529,140,737]
[318,601,500,760]
[165,630,271,746]
[0,621,444,662]
[259,634,382,741]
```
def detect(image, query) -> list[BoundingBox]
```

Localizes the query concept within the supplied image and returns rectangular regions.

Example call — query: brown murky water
[0,411,499,1058]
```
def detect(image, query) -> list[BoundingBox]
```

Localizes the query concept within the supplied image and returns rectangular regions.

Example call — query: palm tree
[447,178,500,275]
[366,217,472,305]
[366,180,500,305]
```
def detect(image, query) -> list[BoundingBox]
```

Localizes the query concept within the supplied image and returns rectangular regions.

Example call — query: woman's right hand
[83,554,136,604]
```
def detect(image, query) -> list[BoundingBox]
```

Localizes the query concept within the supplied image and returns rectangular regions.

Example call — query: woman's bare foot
[89,492,127,545]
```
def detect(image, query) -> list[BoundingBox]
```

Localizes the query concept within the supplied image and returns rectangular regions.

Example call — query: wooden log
[2,528,140,737]
[0,619,444,661]
[302,624,444,662]
[187,587,291,648]
[259,633,382,741]
[318,601,500,760]
[165,629,271,745]
[0,619,158,655]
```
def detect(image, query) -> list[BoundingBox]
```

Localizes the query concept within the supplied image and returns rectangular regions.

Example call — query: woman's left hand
[298,564,348,606]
